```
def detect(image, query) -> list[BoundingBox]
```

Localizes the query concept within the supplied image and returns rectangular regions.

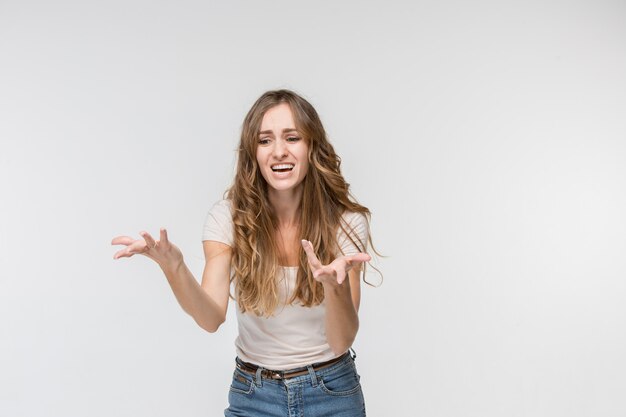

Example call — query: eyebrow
[258,128,299,136]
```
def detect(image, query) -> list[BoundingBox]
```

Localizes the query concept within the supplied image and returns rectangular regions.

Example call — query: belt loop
[255,367,263,387]
[307,365,318,387]
[349,348,357,361]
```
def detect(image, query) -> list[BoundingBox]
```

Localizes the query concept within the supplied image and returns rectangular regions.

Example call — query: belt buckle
[261,369,284,380]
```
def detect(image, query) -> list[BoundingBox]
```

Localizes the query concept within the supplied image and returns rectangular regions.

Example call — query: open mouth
[271,163,294,173]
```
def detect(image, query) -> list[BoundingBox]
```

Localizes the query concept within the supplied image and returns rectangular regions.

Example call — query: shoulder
[202,199,234,245]
[211,198,233,213]
[337,210,369,255]
[206,199,234,222]
[341,210,368,227]
[207,199,234,224]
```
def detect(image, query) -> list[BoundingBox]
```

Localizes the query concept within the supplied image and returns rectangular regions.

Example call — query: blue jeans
[224,353,366,417]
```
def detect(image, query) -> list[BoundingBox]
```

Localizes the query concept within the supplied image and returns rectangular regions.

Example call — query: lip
[270,168,295,178]
[270,162,295,170]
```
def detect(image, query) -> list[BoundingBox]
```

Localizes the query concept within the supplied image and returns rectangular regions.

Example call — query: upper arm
[348,267,362,313]
[338,212,369,257]
[339,212,368,313]
[201,240,232,320]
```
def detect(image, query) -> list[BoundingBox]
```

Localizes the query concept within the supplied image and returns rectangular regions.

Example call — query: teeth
[271,164,294,171]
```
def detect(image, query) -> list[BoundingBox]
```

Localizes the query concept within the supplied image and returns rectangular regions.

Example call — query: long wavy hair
[227,89,375,316]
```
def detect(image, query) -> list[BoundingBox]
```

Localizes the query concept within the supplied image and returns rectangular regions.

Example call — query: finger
[140,231,157,249]
[160,228,169,245]
[113,240,142,259]
[342,254,370,273]
[325,260,347,284]
[113,239,150,259]
[301,240,323,269]
[113,248,132,259]
[336,267,347,285]
[313,265,335,280]
[111,236,136,246]
[347,253,371,264]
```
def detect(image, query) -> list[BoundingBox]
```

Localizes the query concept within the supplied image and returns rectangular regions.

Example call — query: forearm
[323,281,359,355]
[161,260,226,332]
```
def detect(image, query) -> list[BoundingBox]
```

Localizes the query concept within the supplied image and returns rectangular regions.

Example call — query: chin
[269,183,298,192]
[265,179,305,194]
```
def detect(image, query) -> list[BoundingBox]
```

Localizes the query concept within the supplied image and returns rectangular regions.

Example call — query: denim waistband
[235,349,356,384]
[235,351,356,387]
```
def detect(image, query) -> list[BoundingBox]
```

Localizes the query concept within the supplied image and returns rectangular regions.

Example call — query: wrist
[161,257,185,276]
[323,279,350,295]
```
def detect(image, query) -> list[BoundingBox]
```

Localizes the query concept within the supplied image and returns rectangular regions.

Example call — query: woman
[112,89,377,416]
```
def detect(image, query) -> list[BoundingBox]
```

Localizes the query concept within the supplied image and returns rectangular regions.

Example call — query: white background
[1,1,625,416]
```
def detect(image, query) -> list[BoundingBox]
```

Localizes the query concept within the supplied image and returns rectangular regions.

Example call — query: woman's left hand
[301,240,371,286]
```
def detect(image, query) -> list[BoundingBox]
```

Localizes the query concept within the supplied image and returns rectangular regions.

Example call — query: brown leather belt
[236,352,350,380]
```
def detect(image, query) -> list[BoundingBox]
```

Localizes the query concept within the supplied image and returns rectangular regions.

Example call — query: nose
[272,139,288,159]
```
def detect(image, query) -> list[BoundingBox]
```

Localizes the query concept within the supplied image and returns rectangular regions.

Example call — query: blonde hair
[227,89,376,316]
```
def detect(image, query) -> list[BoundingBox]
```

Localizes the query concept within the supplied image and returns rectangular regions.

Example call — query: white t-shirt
[202,199,368,370]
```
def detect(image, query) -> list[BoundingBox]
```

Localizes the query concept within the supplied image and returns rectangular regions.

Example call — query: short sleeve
[202,199,234,246]
[337,211,369,256]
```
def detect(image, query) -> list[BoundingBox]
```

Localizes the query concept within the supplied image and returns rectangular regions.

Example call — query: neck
[268,185,303,228]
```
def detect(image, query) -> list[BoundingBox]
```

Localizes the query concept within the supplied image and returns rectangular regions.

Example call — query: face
[256,103,310,196]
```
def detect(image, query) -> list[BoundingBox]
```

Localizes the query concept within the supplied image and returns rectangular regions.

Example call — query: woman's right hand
[111,228,183,272]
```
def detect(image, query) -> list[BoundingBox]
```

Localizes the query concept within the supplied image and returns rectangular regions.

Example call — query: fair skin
[111,102,370,355]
